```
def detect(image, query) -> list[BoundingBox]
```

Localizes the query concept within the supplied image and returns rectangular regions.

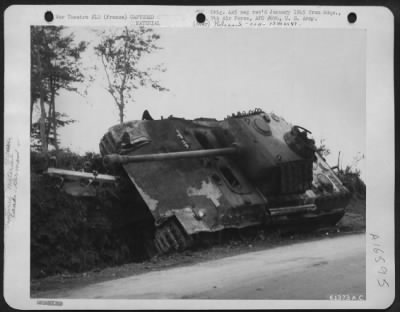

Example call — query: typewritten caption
[37,300,63,307]
[56,13,160,26]
[206,8,341,27]
[54,8,341,28]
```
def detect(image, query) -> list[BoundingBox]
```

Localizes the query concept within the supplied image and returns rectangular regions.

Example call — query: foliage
[31,172,135,277]
[316,139,331,157]
[31,148,106,173]
[316,139,365,199]
[338,165,366,199]
[31,26,88,152]
[31,113,76,152]
[31,26,88,95]
[94,27,168,123]
[31,150,143,278]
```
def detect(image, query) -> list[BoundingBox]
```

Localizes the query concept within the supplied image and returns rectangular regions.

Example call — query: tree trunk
[119,92,124,124]
[30,100,34,135]
[50,78,59,152]
[52,101,58,152]
[37,53,48,154]
[119,108,124,124]
[46,99,52,147]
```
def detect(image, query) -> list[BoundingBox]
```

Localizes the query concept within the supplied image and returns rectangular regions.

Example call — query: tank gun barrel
[104,145,240,166]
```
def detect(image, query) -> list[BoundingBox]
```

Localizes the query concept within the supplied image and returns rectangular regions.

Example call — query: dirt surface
[31,197,365,297]
[33,233,366,300]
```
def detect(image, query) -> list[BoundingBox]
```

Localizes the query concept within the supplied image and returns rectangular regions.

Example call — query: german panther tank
[98,108,351,254]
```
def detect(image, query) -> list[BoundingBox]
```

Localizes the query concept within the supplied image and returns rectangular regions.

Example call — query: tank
[94,108,351,254]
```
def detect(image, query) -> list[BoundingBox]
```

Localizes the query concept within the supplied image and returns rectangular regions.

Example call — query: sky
[36,27,366,174]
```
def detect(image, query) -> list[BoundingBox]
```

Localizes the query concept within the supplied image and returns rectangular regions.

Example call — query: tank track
[153,218,194,254]
[151,219,260,256]
[150,197,348,257]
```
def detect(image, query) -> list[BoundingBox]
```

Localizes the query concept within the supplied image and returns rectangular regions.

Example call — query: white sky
[45,27,365,174]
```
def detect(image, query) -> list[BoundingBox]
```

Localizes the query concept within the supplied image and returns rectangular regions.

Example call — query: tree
[95,27,167,124]
[31,27,50,153]
[31,26,88,152]
[338,154,366,199]
[31,113,76,151]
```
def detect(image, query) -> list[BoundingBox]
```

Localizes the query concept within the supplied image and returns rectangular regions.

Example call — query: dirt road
[36,233,365,300]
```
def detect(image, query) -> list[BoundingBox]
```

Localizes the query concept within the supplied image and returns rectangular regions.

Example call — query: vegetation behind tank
[31,149,149,278]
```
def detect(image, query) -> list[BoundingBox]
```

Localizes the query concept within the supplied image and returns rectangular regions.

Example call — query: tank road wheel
[153,217,193,255]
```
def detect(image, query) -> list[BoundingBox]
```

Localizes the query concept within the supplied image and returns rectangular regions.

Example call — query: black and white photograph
[3,5,395,309]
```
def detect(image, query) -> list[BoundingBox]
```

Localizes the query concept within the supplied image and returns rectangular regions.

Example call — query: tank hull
[99,110,351,254]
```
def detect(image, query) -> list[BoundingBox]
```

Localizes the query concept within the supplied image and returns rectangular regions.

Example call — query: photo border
[3,4,397,310]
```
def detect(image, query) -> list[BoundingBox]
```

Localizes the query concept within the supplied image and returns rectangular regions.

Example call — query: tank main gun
[103,144,241,166]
